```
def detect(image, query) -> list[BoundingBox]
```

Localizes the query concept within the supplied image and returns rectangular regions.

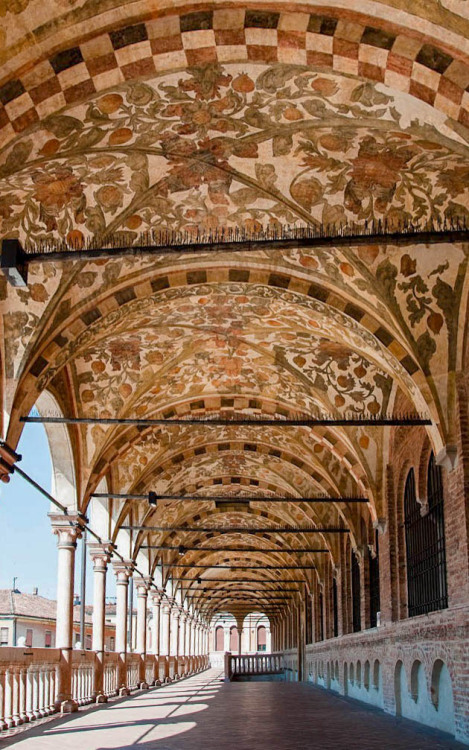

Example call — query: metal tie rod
[23,415,431,426]
[172,578,306,583]
[129,526,348,534]
[93,492,368,503]
[182,587,301,592]
[148,546,329,552]
[162,564,316,570]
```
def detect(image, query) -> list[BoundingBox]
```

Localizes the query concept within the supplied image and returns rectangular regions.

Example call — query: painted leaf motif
[0,140,33,177]
[273,135,293,156]
[255,163,277,190]
[43,115,84,137]
[416,331,437,373]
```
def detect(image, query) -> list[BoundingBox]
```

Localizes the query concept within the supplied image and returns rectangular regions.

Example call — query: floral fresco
[1,64,468,247]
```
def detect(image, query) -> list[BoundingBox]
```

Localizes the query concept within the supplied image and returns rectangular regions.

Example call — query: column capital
[88,541,113,569]
[49,512,85,547]
[352,544,367,560]
[135,576,152,595]
[161,598,173,614]
[0,442,21,483]
[151,590,164,606]
[373,517,387,536]
[112,560,134,583]
[436,444,458,472]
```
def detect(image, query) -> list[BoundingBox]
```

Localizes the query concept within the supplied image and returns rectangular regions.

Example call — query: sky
[0,422,116,603]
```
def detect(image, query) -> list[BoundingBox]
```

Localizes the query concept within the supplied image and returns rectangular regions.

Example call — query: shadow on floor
[2,677,466,750]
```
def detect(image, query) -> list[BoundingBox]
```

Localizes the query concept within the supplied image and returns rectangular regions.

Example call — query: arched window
[351,549,361,632]
[229,626,238,652]
[427,453,448,612]
[215,626,224,651]
[369,530,380,627]
[404,457,448,617]
[257,625,266,651]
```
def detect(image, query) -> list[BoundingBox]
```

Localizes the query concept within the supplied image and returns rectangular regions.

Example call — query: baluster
[49,669,56,713]
[34,669,40,718]
[19,669,27,723]
[25,669,33,722]
[41,671,49,716]
[4,669,13,728]
[11,669,21,726]
[32,669,40,719]
[38,668,46,717]
[0,668,7,730]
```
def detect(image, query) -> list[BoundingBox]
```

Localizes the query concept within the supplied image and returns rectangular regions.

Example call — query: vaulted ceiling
[1,0,469,620]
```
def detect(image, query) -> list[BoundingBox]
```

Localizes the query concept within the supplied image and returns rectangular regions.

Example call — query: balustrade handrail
[0,647,208,732]
[224,651,285,681]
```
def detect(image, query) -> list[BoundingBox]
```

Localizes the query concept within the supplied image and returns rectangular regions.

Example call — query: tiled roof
[0,590,93,623]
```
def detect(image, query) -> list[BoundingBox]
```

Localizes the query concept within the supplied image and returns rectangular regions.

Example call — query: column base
[119,687,131,697]
[153,679,162,687]
[95,694,108,704]
[61,699,79,714]
[139,682,149,690]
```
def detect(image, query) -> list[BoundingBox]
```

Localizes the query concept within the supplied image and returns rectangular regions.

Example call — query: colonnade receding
[0,512,211,724]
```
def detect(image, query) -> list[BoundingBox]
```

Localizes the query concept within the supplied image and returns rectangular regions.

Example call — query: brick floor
[1,669,466,750]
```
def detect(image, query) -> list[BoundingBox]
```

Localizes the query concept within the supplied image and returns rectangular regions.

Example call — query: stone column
[190,618,196,659]
[151,594,162,656]
[89,543,112,703]
[170,608,180,656]
[180,612,186,658]
[150,594,162,684]
[223,625,230,652]
[185,614,191,661]
[161,601,172,657]
[170,607,180,678]
[136,579,151,688]
[49,513,84,713]
[112,560,133,695]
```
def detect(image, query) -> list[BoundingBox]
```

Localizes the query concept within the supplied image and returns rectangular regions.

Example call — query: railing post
[224,652,232,682]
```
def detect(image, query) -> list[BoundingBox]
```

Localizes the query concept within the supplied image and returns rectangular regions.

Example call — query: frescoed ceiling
[1,1,469,618]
